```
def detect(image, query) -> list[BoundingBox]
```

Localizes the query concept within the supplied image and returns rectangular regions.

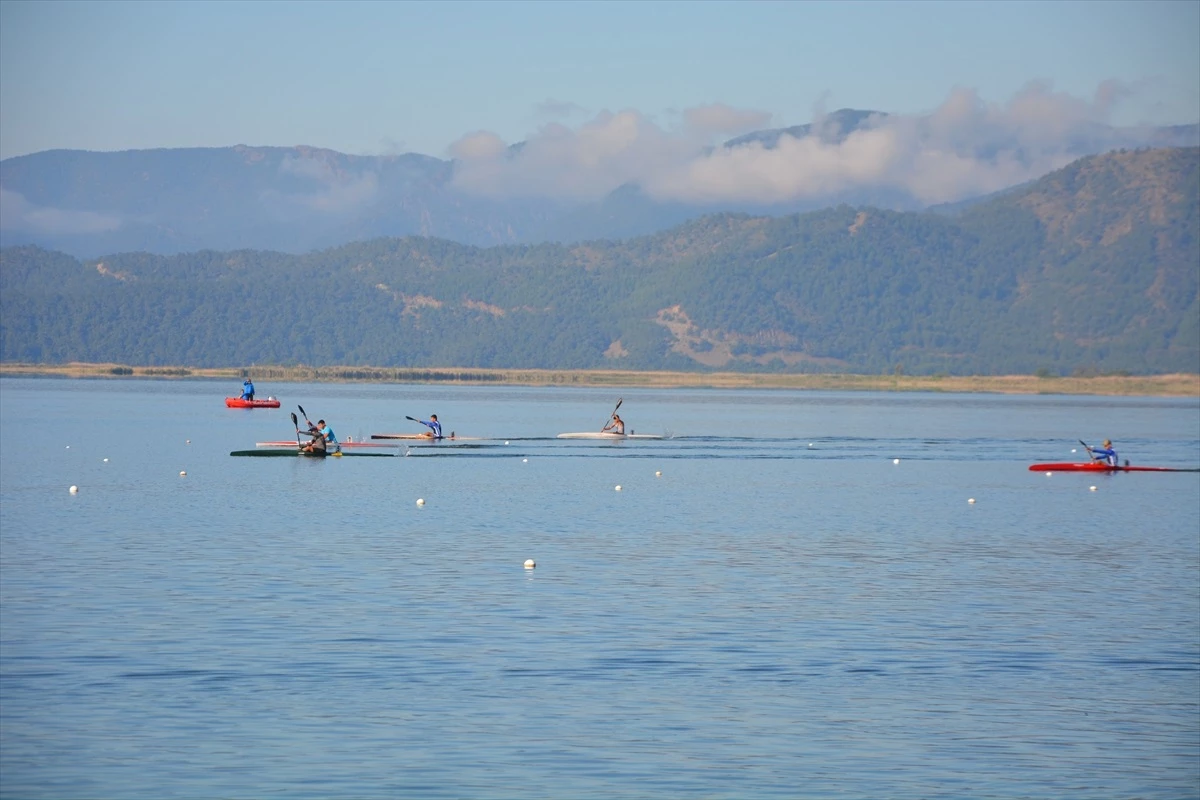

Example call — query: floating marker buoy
[505,441,510,445]
[615,485,622,491]
[416,498,425,506]
[1046,472,1053,477]
[186,440,191,444]
[66,445,70,449]
[968,498,976,504]
[522,458,528,463]
[69,485,78,494]
[1089,486,1097,492]
[524,559,535,569]
[655,471,662,477]
[893,458,900,465]
[809,443,814,448]
[179,470,187,477]
[1071,448,1077,453]
[103,458,108,462]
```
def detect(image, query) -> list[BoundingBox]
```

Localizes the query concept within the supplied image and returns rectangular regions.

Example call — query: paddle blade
[298,405,307,419]
[291,412,298,428]
[406,416,417,422]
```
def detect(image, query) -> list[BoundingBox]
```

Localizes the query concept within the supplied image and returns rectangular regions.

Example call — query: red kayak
[225,397,281,408]
[1029,462,1199,473]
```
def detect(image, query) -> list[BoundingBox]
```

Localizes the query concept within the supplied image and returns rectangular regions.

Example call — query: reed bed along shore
[2,362,1197,397]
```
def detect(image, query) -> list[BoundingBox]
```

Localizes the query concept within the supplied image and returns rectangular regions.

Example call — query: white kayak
[556,432,663,440]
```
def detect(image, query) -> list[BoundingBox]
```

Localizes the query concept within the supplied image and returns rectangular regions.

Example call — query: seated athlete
[417,414,443,439]
[1089,439,1117,466]
[602,413,625,435]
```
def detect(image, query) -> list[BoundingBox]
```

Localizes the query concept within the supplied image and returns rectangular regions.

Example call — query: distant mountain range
[2,109,1196,257]
[3,147,1196,376]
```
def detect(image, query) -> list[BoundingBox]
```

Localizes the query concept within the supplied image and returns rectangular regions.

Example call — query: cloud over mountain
[450,82,1196,207]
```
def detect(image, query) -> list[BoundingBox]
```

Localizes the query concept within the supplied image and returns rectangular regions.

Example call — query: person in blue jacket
[417,414,443,439]
[241,378,255,401]
[1089,439,1117,466]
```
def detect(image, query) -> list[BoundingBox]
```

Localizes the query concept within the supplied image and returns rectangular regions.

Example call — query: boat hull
[556,432,663,440]
[256,440,398,448]
[230,449,394,458]
[225,397,281,408]
[370,434,482,441]
[1029,462,1198,473]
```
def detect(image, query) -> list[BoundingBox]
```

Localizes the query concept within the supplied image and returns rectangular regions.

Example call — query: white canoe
[556,432,663,440]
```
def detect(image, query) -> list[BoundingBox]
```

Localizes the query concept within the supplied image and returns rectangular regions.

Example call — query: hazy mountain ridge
[2,147,1196,376]
[2,110,1197,257]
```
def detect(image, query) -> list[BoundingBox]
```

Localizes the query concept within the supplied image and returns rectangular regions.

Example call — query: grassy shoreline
[2,362,1197,397]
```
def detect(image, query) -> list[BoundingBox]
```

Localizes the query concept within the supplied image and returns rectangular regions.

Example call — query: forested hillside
[2,148,1196,376]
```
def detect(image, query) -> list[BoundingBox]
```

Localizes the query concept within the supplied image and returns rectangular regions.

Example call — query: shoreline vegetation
[1,362,1197,397]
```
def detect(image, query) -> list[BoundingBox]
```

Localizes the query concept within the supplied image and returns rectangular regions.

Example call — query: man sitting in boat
[602,413,625,435]
[301,427,328,455]
[241,379,255,401]
[1089,439,1118,466]
[417,415,443,439]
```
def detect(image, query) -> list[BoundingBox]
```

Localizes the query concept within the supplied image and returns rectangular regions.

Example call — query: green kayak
[229,449,395,458]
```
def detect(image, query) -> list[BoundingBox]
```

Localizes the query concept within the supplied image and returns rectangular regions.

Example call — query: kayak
[370,433,483,441]
[230,449,394,458]
[556,432,663,440]
[1029,462,1200,473]
[256,440,399,449]
[226,397,281,408]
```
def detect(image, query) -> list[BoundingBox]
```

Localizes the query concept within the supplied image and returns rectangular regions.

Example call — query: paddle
[1079,439,1096,462]
[291,412,301,449]
[602,398,623,432]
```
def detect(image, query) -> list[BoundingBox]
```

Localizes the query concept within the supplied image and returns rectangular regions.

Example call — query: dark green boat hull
[230,449,394,458]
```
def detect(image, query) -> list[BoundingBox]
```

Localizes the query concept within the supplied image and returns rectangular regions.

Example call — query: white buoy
[968,498,976,504]
[1045,471,1053,477]
[809,443,814,448]
[1071,448,1077,453]
[416,498,425,506]
[524,559,536,569]
[66,445,70,449]
[505,441,510,445]
[1089,485,1097,492]
[103,458,108,462]
[179,470,187,477]
[186,439,191,444]
[615,485,622,491]
[522,458,528,463]
[69,485,78,494]
[655,471,662,477]
[893,458,900,465]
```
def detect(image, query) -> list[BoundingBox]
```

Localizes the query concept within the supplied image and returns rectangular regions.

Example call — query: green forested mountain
[2,148,1197,376]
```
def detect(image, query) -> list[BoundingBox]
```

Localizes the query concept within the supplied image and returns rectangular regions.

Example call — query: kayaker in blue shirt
[602,413,625,434]
[418,415,443,439]
[241,379,255,401]
[1089,439,1117,466]
[316,420,340,453]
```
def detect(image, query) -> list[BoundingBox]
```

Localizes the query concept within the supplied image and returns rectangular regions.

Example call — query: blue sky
[1,0,1197,162]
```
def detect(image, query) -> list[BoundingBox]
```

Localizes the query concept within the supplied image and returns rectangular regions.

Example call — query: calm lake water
[2,377,1198,799]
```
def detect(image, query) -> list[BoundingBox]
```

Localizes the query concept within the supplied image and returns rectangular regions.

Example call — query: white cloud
[449,84,1172,207]
[268,153,380,214]
[0,187,122,235]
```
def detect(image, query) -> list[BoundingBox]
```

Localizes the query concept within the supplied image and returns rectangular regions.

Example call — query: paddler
[302,419,339,454]
[241,378,255,401]
[602,413,626,435]
[1088,439,1118,466]
[416,414,443,439]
